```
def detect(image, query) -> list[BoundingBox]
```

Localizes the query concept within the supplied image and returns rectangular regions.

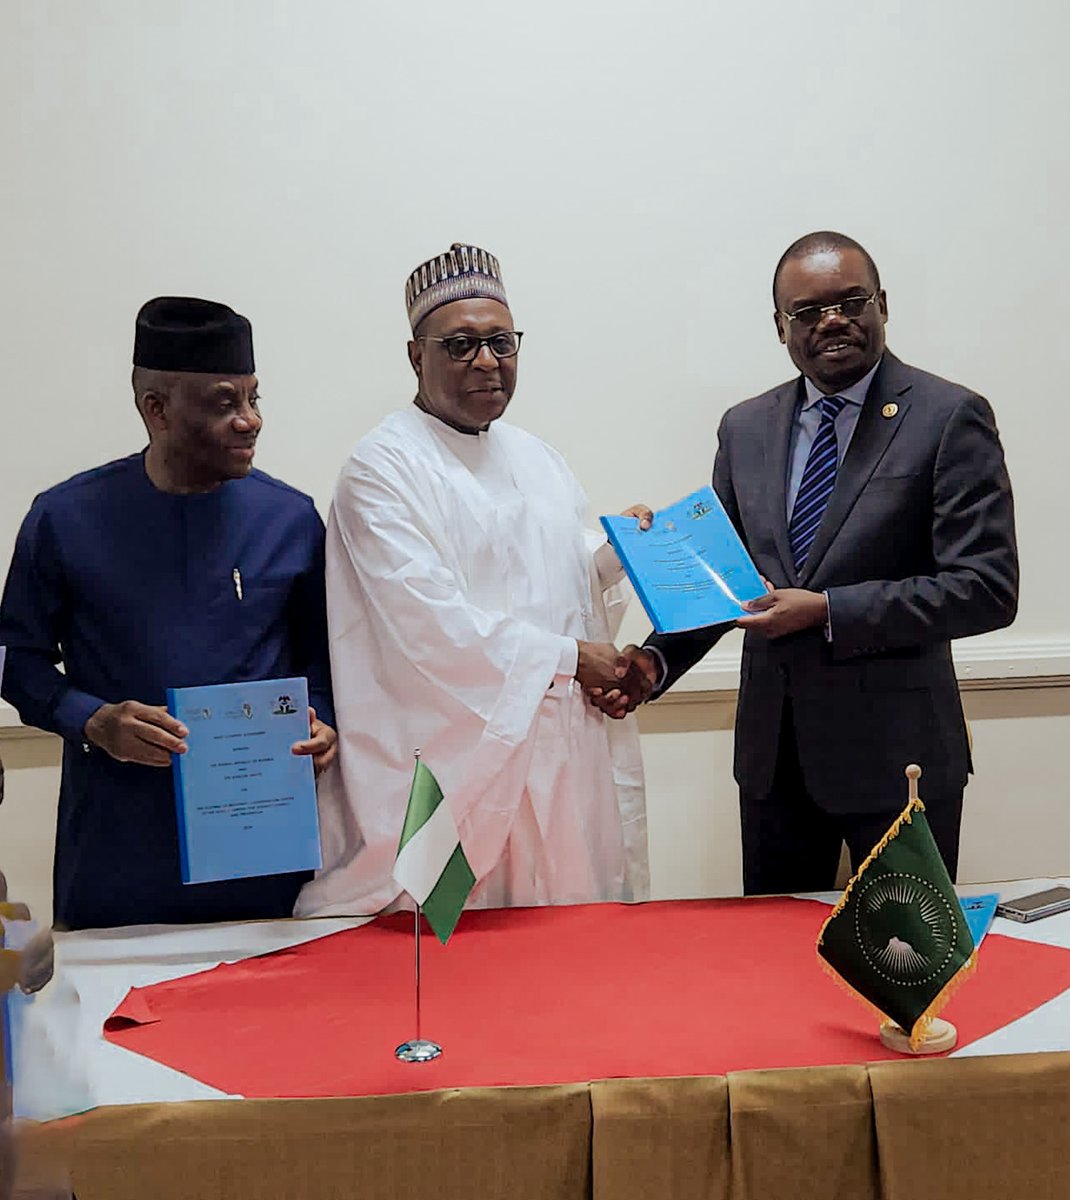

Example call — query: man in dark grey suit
[603,231,1018,894]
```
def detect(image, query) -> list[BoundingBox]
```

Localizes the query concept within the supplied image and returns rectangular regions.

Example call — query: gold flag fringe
[817,954,896,1026]
[816,795,925,945]
[906,948,977,1049]
[816,794,978,1051]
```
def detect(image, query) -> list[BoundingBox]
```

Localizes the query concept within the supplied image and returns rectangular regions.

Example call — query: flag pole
[395,749,442,1063]
[414,902,423,1043]
[877,763,958,1056]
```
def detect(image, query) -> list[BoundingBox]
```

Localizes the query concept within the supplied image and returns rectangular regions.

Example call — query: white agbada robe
[296,406,648,918]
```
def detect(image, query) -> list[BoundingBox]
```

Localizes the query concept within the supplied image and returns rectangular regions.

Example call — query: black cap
[133,296,255,375]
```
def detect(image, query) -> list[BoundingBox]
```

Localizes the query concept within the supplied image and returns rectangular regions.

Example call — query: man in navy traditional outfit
[0,297,337,929]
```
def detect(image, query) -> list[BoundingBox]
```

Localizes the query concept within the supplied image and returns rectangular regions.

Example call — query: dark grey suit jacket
[647,352,1018,813]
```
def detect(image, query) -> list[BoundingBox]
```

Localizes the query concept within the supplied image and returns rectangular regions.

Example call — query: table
[16,881,1070,1200]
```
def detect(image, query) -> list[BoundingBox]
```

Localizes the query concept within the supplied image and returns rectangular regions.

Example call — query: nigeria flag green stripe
[393,758,474,944]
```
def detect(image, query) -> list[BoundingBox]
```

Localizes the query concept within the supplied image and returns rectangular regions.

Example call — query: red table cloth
[104,898,1070,1097]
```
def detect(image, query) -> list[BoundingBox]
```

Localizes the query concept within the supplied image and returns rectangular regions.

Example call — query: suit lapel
[767,379,802,585]
[798,353,914,584]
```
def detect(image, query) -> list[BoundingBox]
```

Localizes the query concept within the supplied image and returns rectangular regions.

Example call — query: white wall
[2,1,1069,921]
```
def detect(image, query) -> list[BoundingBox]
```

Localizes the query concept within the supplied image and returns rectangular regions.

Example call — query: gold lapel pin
[881,402,899,419]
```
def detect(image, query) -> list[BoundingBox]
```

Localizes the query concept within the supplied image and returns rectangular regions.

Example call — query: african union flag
[817,771,976,1049]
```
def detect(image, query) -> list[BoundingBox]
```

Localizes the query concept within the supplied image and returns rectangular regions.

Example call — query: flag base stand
[879,1017,957,1055]
[395,1038,442,1063]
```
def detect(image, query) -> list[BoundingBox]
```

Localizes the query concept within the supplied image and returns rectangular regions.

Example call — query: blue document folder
[960,893,999,949]
[1,987,11,1088]
[600,487,767,634]
[167,676,322,885]
[1,919,36,1098]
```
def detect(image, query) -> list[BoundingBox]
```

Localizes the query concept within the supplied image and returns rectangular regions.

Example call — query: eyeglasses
[417,331,524,362]
[779,293,878,328]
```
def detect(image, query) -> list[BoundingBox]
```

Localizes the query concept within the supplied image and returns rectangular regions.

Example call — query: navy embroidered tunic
[0,454,334,929]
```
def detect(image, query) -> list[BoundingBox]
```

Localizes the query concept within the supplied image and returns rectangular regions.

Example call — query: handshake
[573,503,658,720]
[576,641,659,720]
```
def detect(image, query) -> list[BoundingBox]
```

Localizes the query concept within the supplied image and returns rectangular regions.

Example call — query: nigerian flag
[392,757,475,945]
[817,776,976,1049]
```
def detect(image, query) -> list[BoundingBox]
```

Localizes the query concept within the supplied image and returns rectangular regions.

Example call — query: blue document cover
[960,893,999,949]
[1,988,11,1088]
[1,919,35,1097]
[167,676,322,885]
[600,486,767,634]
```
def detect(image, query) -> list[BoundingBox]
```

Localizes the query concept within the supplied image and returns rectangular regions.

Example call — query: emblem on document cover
[272,695,298,716]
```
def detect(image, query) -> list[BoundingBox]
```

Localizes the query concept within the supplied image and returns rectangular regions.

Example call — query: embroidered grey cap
[405,243,508,331]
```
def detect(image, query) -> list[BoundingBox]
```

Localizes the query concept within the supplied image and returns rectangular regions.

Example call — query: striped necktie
[788,394,848,571]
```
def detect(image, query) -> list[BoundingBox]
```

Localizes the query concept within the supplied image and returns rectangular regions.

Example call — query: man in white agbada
[297,242,651,919]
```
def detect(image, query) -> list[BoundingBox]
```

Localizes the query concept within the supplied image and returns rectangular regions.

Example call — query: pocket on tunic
[859,473,923,494]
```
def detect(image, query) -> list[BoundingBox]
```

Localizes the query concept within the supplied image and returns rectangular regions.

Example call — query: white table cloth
[13,880,1069,1120]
